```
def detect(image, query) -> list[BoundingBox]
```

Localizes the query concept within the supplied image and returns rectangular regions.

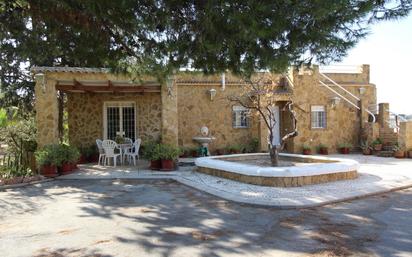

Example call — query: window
[232,106,250,128]
[311,105,326,129]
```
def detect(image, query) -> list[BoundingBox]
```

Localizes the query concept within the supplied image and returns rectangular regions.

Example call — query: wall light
[359,87,366,95]
[330,96,341,108]
[208,88,217,101]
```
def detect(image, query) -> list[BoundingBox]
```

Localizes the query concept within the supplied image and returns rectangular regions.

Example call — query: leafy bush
[35,144,79,167]
[371,138,383,146]
[158,144,181,160]
[0,118,37,176]
[338,143,353,149]
[142,141,160,160]
[244,137,259,153]
[302,144,311,150]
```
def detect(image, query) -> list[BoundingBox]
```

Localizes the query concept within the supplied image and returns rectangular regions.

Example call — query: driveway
[0,180,411,257]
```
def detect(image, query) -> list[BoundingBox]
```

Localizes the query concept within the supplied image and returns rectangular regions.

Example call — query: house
[33,64,403,154]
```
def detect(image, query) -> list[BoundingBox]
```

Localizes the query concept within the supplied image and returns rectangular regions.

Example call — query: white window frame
[103,101,137,140]
[232,105,250,128]
[311,105,327,129]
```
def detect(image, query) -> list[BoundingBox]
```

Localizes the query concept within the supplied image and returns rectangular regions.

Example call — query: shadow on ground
[1,179,411,257]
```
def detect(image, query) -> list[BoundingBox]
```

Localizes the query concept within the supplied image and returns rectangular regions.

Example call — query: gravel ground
[0,179,411,257]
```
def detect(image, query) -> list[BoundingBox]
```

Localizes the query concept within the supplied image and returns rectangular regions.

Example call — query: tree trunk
[269,144,279,166]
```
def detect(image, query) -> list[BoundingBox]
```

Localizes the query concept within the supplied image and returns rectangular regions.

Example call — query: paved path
[0,179,411,257]
[59,155,412,208]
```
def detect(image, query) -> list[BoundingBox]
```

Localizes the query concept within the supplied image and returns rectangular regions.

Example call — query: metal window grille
[311,106,326,129]
[105,102,136,140]
[232,106,250,128]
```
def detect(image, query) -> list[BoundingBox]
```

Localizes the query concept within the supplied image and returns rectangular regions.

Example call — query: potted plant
[302,145,311,155]
[115,135,126,144]
[316,144,328,155]
[393,143,405,158]
[371,138,383,151]
[190,147,199,157]
[35,144,59,177]
[338,143,352,154]
[228,144,242,154]
[215,148,225,155]
[360,140,372,155]
[179,147,190,158]
[158,144,181,171]
[142,141,161,170]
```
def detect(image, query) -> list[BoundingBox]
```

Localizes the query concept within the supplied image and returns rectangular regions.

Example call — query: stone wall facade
[34,65,377,154]
[67,92,161,148]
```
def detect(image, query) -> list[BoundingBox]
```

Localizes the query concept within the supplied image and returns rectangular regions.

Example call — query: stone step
[377,151,394,157]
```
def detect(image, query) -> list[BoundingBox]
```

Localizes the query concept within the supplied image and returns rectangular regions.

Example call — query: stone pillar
[34,73,59,147]
[378,103,390,128]
[362,64,370,83]
[161,77,179,146]
[399,121,412,150]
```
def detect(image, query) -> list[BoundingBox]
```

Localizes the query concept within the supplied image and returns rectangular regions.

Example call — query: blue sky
[336,14,412,114]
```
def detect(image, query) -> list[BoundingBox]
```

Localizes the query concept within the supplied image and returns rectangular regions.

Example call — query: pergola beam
[55,79,161,93]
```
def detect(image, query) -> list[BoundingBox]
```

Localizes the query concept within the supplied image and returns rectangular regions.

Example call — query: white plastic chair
[102,140,121,167]
[95,139,105,165]
[124,138,142,166]
[122,137,134,162]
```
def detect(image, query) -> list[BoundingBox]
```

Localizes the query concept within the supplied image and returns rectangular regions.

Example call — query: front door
[104,102,136,141]
[270,106,281,146]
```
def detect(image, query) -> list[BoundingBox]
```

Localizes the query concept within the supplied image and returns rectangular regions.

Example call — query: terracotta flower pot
[408,151,412,158]
[362,149,372,155]
[78,155,88,164]
[150,160,161,170]
[215,149,224,155]
[302,149,311,155]
[59,163,73,175]
[88,154,99,163]
[373,144,383,151]
[319,148,328,155]
[41,165,58,177]
[339,147,350,154]
[394,150,405,158]
[161,159,175,171]
[191,150,199,158]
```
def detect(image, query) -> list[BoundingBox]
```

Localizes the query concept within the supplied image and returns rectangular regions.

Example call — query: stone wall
[290,66,376,153]
[176,84,258,151]
[34,67,377,153]
[67,92,161,147]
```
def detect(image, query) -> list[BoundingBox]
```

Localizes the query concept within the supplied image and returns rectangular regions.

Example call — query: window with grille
[232,106,250,128]
[311,105,326,129]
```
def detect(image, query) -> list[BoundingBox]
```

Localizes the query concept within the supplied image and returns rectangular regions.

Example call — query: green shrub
[302,144,311,150]
[338,143,353,149]
[244,137,259,153]
[142,141,161,160]
[35,144,61,167]
[371,138,382,146]
[158,144,181,160]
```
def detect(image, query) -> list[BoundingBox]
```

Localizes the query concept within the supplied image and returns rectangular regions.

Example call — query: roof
[31,66,109,74]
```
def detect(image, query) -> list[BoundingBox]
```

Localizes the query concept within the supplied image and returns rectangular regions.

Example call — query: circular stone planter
[195,153,359,187]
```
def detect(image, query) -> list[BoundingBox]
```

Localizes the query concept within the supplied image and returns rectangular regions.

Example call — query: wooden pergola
[55,79,161,93]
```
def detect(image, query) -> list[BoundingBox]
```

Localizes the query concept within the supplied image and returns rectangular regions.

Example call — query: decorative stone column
[378,103,390,128]
[161,77,179,146]
[34,73,59,147]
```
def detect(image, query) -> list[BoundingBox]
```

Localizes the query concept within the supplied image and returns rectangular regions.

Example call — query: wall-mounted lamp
[208,88,217,101]
[359,87,366,95]
[34,73,46,93]
[330,96,341,108]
